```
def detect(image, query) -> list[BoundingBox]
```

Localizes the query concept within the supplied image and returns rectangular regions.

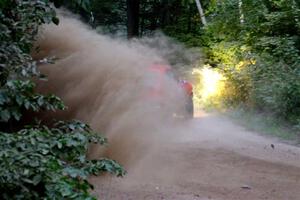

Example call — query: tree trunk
[187,5,192,32]
[140,3,145,36]
[160,0,170,29]
[194,0,207,26]
[127,0,140,38]
[239,0,244,24]
[149,0,159,31]
[292,0,299,25]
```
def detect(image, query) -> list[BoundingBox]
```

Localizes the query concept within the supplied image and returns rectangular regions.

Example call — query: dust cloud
[33,11,192,168]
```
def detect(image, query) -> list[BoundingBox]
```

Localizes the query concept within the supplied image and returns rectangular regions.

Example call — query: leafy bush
[0,121,124,199]
[0,0,125,199]
[201,0,300,129]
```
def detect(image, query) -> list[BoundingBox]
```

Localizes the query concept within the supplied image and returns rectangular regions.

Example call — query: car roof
[149,64,171,73]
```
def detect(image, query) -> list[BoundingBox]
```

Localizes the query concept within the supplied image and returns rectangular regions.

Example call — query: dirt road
[92,112,300,200]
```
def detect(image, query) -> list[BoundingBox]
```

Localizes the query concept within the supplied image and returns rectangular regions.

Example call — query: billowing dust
[31,12,300,200]
[33,11,191,168]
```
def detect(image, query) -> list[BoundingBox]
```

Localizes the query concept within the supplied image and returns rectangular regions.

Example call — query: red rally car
[145,64,194,118]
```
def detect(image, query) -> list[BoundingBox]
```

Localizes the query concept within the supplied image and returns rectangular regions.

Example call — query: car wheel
[185,95,194,118]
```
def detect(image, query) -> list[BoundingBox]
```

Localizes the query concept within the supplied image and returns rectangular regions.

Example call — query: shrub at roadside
[200,0,300,129]
[0,1,125,199]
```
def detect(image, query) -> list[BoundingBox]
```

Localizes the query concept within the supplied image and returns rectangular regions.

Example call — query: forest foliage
[202,0,300,128]
[0,1,124,199]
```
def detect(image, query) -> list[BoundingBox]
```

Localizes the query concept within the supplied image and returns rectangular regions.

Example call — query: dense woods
[0,0,300,199]
[203,0,300,128]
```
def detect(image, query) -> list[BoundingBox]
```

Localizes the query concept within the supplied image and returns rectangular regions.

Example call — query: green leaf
[32,174,42,186]
[15,95,24,106]
[12,109,22,121]
[0,92,8,105]
[37,96,44,106]
[57,141,62,149]
[52,17,59,25]
[24,100,31,109]
[29,160,40,167]
[60,186,72,197]
[41,149,49,155]
[23,169,30,176]
[0,109,11,121]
